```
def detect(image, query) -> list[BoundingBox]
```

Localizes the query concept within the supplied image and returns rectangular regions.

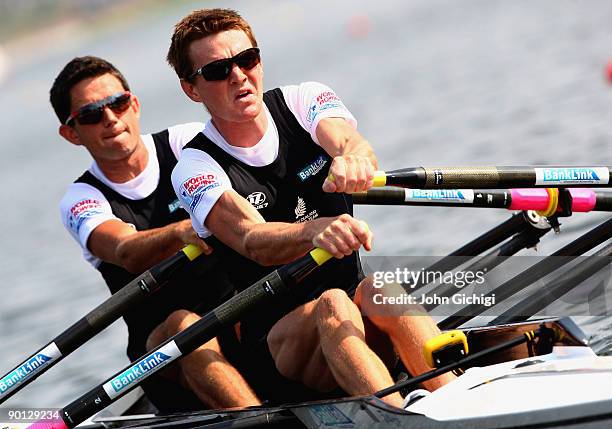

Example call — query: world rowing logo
[247,191,268,210]
[306,91,344,123]
[67,199,105,236]
[179,174,220,211]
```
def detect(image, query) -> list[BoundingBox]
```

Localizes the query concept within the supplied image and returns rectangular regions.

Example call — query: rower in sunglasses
[186,47,260,82]
[50,56,260,412]
[167,8,454,407]
[64,91,133,126]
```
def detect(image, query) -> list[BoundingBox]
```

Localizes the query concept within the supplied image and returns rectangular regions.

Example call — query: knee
[147,310,200,351]
[165,309,200,332]
[315,289,358,331]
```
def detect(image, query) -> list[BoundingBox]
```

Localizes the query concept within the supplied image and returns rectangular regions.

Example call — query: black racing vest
[184,88,364,342]
[76,130,233,361]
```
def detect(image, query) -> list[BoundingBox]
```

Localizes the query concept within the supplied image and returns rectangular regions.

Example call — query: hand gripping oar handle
[371,166,612,189]
[352,188,612,212]
[0,244,204,405]
[33,248,333,429]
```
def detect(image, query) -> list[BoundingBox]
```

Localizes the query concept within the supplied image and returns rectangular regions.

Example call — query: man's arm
[88,219,211,274]
[205,190,372,266]
[317,117,378,193]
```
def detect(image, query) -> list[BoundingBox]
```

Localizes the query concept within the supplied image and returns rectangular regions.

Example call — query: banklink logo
[0,354,52,393]
[542,168,599,182]
[297,155,328,182]
[110,352,172,393]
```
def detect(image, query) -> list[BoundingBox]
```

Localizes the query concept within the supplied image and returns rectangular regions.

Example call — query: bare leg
[267,289,404,408]
[147,310,261,409]
[355,278,456,391]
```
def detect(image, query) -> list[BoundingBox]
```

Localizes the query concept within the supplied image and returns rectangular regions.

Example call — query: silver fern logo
[295,197,307,218]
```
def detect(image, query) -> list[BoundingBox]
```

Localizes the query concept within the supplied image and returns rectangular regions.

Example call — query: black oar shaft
[56,249,331,428]
[423,223,550,311]
[410,213,530,291]
[0,246,204,405]
[353,188,511,208]
[491,242,612,325]
[379,166,612,189]
[439,217,612,330]
[595,191,612,211]
[354,188,612,213]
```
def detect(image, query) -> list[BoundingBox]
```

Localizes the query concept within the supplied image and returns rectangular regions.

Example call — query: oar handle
[182,243,204,260]
[373,166,612,189]
[373,171,387,187]
[326,172,393,188]
[310,247,333,265]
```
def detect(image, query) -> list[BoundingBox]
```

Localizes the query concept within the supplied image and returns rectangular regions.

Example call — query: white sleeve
[171,148,233,238]
[280,82,357,145]
[167,122,205,159]
[59,183,119,251]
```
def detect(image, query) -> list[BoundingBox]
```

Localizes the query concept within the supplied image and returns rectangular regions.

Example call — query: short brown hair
[167,8,257,81]
[50,56,130,124]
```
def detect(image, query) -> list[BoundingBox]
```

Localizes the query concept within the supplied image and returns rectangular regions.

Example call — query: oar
[353,188,612,212]
[403,212,540,293]
[490,242,612,325]
[438,217,612,330]
[0,244,205,405]
[421,219,552,312]
[369,166,612,189]
[30,248,333,429]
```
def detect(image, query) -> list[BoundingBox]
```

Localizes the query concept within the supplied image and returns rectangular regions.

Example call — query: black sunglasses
[65,91,132,126]
[187,47,261,82]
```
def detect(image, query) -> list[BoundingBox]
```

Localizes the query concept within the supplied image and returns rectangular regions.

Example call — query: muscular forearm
[241,215,369,266]
[242,220,315,266]
[331,135,378,169]
[114,220,191,273]
[317,118,378,169]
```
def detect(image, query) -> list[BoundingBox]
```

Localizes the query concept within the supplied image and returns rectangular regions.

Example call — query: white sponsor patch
[103,341,181,400]
[404,189,474,203]
[0,343,61,397]
[534,167,609,185]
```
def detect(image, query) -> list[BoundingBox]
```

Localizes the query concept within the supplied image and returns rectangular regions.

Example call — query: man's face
[182,29,264,126]
[60,73,141,163]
